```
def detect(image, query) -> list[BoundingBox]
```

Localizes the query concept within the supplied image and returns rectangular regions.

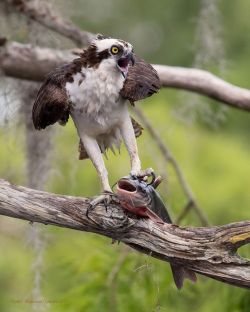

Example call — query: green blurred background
[0,0,249,311]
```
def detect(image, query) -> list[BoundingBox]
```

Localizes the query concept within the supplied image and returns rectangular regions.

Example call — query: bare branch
[0,179,249,289]
[175,200,196,225]
[4,0,94,47]
[1,41,250,111]
[134,107,209,226]
[153,64,250,111]
[0,41,74,80]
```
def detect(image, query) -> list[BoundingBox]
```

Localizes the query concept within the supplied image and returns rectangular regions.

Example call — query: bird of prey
[32,34,160,208]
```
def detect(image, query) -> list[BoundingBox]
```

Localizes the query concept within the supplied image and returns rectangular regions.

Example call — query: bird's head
[85,35,135,78]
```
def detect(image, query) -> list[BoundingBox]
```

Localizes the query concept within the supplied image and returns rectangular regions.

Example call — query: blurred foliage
[0,0,250,311]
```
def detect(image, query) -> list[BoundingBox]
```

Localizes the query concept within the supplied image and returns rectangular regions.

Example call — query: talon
[147,171,156,185]
[104,201,108,213]
[129,173,137,180]
[86,202,97,219]
[131,168,155,183]
[87,192,118,218]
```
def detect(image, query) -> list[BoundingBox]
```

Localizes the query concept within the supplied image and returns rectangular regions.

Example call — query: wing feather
[32,63,78,130]
[120,55,161,103]
[78,117,143,159]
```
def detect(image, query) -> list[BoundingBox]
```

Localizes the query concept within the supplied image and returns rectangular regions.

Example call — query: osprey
[32,35,160,207]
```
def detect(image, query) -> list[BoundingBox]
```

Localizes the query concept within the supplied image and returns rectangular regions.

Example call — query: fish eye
[111,45,119,54]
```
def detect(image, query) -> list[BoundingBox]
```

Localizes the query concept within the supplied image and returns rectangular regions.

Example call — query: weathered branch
[1,41,250,111]
[4,0,94,47]
[0,41,74,81]
[153,64,250,111]
[0,179,249,288]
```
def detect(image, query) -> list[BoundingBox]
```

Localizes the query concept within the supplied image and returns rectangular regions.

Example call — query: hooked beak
[130,53,135,66]
[117,52,135,78]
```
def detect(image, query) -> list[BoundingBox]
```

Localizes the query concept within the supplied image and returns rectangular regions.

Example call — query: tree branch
[153,64,250,111]
[0,179,249,289]
[0,41,74,81]
[1,41,250,111]
[4,0,94,47]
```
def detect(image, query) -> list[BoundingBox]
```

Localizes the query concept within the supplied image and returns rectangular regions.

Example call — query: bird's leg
[80,135,117,217]
[120,113,154,180]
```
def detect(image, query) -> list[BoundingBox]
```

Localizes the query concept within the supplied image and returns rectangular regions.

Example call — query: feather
[32,62,83,130]
[109,145,116,155]
[131,117,143,137]
[78,117,143,159]
[120,55,161,103]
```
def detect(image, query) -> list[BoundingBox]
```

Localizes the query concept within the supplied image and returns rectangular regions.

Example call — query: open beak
[117,52,135,78]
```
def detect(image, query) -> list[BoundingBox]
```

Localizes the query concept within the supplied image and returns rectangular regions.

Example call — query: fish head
[116,176,150,215]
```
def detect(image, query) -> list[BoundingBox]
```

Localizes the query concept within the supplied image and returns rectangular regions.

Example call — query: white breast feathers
[66,58,128,142]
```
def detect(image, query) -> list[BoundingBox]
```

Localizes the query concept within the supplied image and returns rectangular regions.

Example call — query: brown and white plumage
[32,35,160,193]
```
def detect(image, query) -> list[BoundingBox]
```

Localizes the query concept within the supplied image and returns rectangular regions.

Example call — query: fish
[115,174,197,289]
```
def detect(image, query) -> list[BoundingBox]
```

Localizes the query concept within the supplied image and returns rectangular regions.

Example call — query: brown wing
[120,55,161,103]
[32,64,74,130]
[33,55,87,130]
[78,117,143,160]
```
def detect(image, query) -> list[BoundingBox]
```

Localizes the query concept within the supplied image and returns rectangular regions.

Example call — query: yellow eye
[111,46,119,54]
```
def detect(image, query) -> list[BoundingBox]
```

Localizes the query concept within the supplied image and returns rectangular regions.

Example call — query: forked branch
[0,179,249,289]
[4,0,94,46]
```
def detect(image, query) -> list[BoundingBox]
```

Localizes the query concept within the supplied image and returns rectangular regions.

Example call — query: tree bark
[0,179,249,289]
[0,41,74,81]
[153,64,250,111]
[1,41,250,111]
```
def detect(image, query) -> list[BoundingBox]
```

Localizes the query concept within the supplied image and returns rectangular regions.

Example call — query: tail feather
[170,263,197,289]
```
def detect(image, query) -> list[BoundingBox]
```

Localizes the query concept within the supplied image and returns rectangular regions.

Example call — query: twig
[134,107,209,226]
[0,179,249,289]
[107,246,130,312]
[5,0,94,47]
[175,200,195,224]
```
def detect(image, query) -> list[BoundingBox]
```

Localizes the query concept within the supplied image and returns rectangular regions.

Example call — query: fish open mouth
[117,179,136,193]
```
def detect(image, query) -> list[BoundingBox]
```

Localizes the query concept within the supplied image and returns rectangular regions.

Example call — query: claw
[130,168,155,184]
[86,191,118,218]
[147,171,156,185]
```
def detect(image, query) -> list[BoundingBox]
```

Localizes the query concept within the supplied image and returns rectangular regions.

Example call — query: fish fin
[170,263,197,290]
[144,209,164,224]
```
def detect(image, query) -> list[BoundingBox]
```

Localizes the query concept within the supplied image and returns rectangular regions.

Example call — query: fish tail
[170,263,197,289]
